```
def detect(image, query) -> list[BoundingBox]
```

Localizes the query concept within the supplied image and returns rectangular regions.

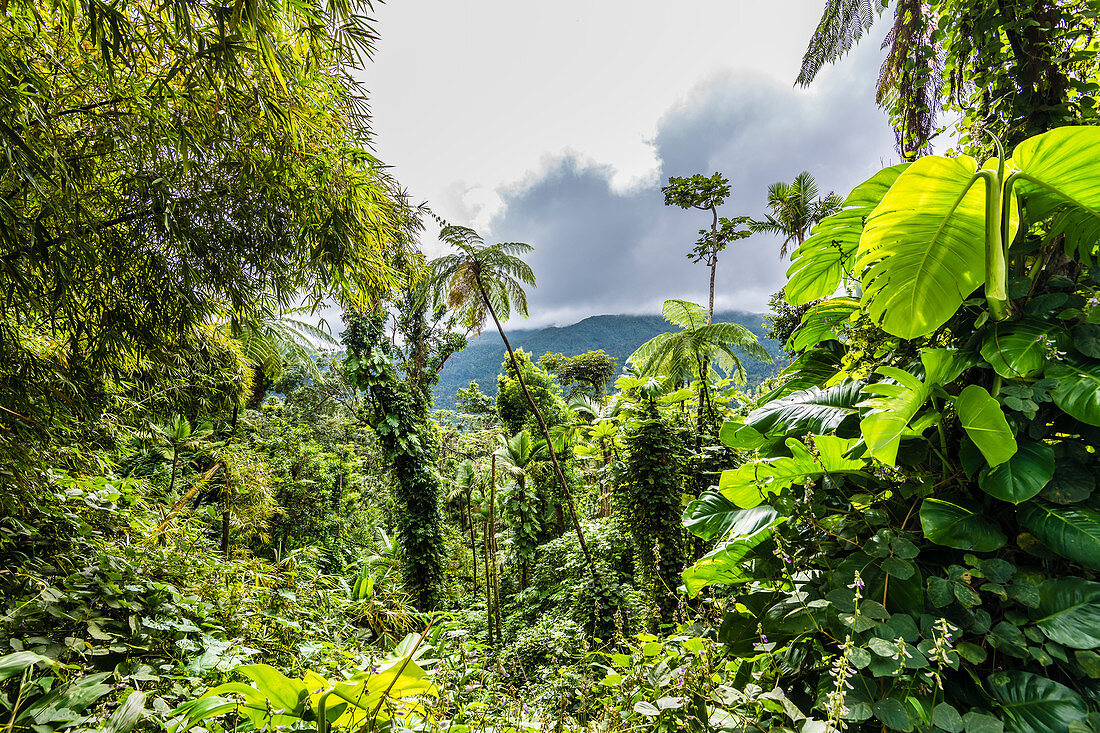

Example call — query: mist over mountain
[433,310,783,409]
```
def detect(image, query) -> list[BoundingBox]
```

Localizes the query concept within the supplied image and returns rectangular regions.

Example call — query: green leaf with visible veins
[1019,501,1100,571]
[955,384,1017,466]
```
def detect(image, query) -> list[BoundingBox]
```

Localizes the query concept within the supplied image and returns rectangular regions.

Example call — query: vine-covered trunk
[343,310,444,610]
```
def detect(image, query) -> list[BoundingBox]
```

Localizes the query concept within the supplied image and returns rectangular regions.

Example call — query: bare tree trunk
[708,204,718,324]
[490,454,502,639]
[466,493,478,596]
[484,513,493,646]
[476,277,600,583]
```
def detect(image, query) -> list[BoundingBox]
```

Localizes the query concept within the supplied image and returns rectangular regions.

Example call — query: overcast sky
[353,0,899,329]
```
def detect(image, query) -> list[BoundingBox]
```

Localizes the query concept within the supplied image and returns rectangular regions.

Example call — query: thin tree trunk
[222,403,239,558]
[169,448,179,496]
[708,204,718,324]
[477,278,600,583]
[484,513,493,646]
[518,475,528,590]
[490,454,502,639]
[466,493,478,596]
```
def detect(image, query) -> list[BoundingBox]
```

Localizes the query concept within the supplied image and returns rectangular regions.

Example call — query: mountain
[432,310,784,410]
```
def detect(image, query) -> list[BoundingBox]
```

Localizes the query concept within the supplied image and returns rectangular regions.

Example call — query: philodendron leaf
[718,421,767,451]
[785,163,909,305]
[718,435,865,508]
[1010,126,1100,260]
[859,349,962,466]
[987,671,1088,733]
[919,498,1006,552]
[681,506,784,596]
[744,379,863,438]
[683,492,747,541]
[858,156,1017,339]
[786,297,860,351]
[1032,578,1100,649]
[757,348,843,403]
[1018,501,1100,571]
[1046,355,1100,427]
[978,439,1053,503]
[955,384,1017,466]
[980,318,1059,379]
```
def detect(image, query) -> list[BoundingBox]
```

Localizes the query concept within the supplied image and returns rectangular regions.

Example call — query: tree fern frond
[797,0,882,86]
[662,299,709,330]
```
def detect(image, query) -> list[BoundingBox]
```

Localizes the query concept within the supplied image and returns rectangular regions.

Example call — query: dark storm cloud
[486,43,898,328]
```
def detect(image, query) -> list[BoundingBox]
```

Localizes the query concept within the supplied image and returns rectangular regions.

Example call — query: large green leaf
[919,498,1006,552]
[167,697,240,733]
[1018,501,1100,571]
[1046,355,1100,427]
[0,651,56,682]
[980,318,1058,378]
[978,440,1054,503]
[681,506,784,595]
[744,379,863,438]
[955,384,1017,466]
[786,297,860,351]
[103,692,146,733]
[718,436,865,508]
[986,671,1088,733]
[683,492,750,541]
[785,164,909,305]
[1010,127,1100,261]
[857,156,1017,339]
[718,421,767,451]
[756,348,843,403]
[1032,578,1100,649]
[235,664,309,715]
[858,349,962,465]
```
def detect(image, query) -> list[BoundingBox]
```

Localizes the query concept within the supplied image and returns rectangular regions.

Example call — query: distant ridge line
[433,310,782,410]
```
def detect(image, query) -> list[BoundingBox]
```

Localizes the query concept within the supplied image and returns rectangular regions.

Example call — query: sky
[352,0,900,329]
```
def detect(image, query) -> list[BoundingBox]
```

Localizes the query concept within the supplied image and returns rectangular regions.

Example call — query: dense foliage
[5,0,1100,732]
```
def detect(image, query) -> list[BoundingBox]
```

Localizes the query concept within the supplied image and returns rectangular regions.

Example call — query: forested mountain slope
[434,310,782,408]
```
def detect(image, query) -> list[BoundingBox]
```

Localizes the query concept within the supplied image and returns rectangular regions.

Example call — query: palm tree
[144,414,214,497]
[750,172,843,259]
[430,224,600,581]
[494,431,545,589]
[629,299,772,443]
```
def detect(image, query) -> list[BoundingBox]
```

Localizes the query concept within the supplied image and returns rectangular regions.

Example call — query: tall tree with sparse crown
[430,224,600,582]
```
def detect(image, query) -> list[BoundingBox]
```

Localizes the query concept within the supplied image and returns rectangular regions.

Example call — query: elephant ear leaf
[857,156,1017,339]
[681,506,784,596]
[785,163,909,306]
[986,671,1088,733]
[1045,355,1100,427]
[919,498,1006,552]
[980,318,1060,378]
[1018,501,1100,571]
[744,378,863,438]
[683,492,747,541]
[978,439,1053,503]
[955,384,1017,466]
[1032,578,1100,649]
[786,297,859,352]
[1010,126,1100,263]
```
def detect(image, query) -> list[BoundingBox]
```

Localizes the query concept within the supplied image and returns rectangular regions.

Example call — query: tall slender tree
[430,224,600,582]
[661,173,751,323]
